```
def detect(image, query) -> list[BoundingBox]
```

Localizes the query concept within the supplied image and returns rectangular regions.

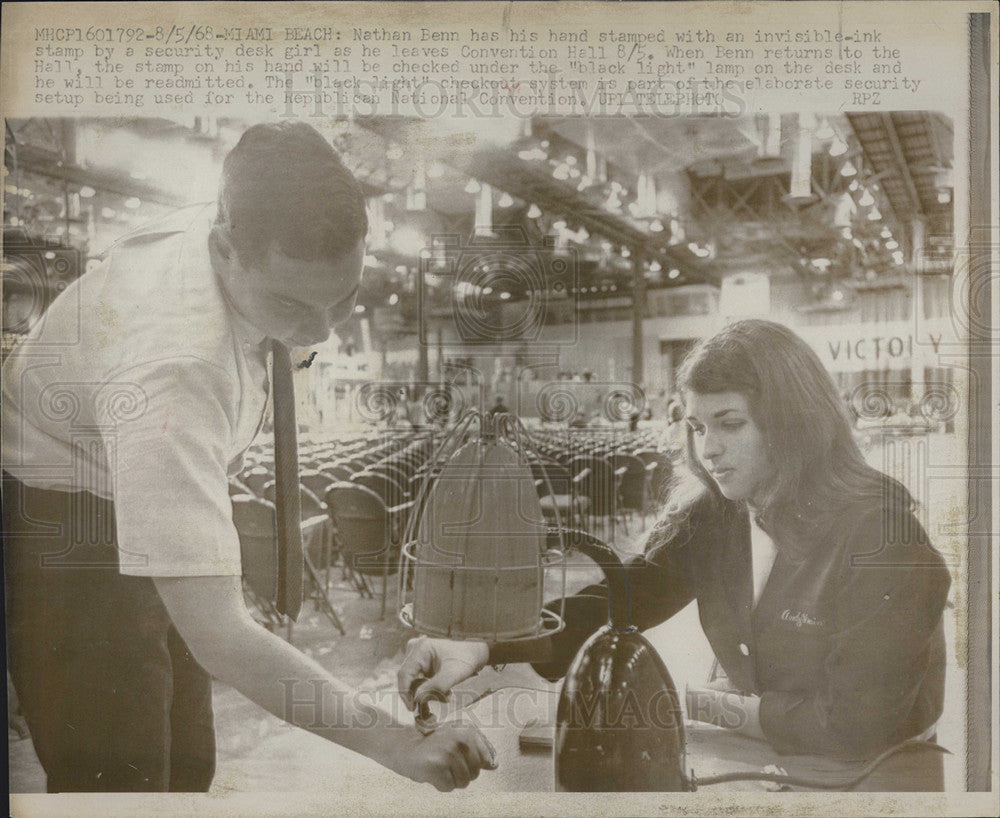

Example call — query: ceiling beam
[353,117,715,285]
[844,114,906,237]
[924,112,951,172]
[8,143,189,208]
[880,113,925,219]
[467,148,714,284]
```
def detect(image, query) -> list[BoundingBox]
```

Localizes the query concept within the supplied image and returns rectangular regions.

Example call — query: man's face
[220,236,365,348]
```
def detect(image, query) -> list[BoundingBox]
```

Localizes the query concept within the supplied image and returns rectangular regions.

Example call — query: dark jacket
[492,491,951,760]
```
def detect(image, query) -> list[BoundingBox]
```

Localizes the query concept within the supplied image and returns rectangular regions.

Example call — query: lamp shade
[409,436,549,640]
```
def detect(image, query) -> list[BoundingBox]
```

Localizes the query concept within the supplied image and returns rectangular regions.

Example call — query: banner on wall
[664,317,960,375]
[792,318,960,373]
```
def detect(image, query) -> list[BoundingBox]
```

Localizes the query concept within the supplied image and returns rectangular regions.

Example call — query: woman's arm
[511,537,698,682]
[521,525,700,680]
[398,524,701,703]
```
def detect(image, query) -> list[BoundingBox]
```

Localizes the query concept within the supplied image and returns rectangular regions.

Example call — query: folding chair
[231,493,292,640]
[326,482,408,620]
[610,453,651,529]
[569,454,625,543]
[531,457,590,531]
[241,465,274,498]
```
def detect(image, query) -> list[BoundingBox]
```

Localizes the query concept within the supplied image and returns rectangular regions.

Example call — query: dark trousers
[3,473,216,792]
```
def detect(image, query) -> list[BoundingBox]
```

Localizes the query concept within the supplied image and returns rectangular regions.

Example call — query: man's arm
[154,574,495,790]
[105,359,494,789]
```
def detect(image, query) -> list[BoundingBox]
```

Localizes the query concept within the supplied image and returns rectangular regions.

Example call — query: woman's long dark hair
[656,319,914,551]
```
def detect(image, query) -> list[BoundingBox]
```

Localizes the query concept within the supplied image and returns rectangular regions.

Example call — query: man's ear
[208,224,237,275]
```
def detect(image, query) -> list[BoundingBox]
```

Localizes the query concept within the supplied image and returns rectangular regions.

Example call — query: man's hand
[398,636,489,711]
[155,577,497,786]
[385,720,497,791]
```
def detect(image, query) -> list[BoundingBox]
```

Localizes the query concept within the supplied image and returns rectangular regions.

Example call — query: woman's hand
[384,719,497,791]
[397,636,490,711]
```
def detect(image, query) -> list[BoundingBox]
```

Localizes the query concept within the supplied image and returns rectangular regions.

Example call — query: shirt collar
[226,298,268,350]
[199,210,268,351]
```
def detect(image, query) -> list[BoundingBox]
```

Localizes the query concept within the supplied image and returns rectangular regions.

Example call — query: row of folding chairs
[230,433,438,629]
[525,434,675,544]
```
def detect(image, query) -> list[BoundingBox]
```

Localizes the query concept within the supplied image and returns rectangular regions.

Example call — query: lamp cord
[464,687,948,792]
[688,738,950,790]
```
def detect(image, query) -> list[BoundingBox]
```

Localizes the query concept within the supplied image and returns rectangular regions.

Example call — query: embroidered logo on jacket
[780,609,826,629]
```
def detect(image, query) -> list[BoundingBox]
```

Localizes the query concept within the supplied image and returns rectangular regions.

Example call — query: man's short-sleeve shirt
[1,204,269,576]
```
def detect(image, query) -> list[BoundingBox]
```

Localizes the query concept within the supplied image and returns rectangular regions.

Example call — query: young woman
[398,319,951,772]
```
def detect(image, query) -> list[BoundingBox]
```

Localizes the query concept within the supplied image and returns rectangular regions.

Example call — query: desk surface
[207,675,944,796]
[453,685,944,793]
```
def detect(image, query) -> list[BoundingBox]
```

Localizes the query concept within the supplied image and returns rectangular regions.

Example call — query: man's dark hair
[217,121,368,268]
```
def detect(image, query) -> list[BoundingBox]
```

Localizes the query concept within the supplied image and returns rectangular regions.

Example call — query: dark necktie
[271,340,303,619]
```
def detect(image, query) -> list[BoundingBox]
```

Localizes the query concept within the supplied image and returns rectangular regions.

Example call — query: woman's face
[684,390,773,505]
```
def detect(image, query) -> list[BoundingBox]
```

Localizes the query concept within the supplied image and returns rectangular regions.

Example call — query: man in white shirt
[2,122,495,793]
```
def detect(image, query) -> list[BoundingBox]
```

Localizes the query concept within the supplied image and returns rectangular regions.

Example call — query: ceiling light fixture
[816,119,835,140]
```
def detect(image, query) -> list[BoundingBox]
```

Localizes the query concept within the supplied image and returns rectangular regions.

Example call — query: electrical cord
[688,738,950,790]
[420,683,948,792]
